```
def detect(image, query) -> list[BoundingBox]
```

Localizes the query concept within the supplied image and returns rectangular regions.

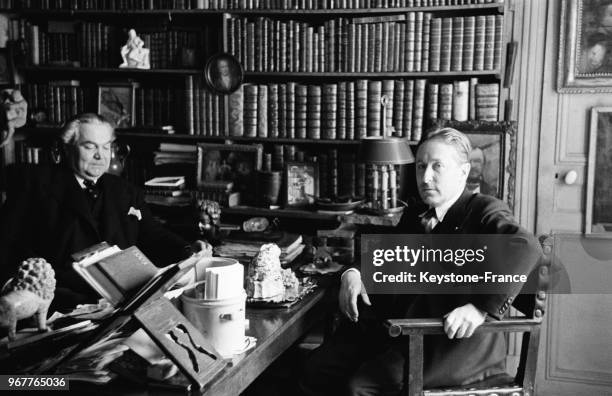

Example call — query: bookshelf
[4,1,512,223]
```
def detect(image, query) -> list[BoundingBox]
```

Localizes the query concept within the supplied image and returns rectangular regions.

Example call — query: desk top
[203,286,328,395]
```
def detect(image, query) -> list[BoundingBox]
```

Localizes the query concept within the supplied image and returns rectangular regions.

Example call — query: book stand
[43,260,227,392]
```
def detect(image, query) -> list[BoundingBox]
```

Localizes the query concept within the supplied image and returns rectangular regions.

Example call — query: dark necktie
[83,179,100,202]
[420,208,438,233]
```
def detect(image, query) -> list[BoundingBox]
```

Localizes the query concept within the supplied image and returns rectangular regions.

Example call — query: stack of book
[214,232,305,266]
[153,143,197,166]
[144,176,187,198]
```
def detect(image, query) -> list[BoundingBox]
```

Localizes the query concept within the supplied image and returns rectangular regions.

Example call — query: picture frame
[204,53,244,95]
[432,120,517,211]
[585,107,612,236]
[558,0,612,93]
[196,143,263,205]
[97,82,138,128]
[284,161,319,208]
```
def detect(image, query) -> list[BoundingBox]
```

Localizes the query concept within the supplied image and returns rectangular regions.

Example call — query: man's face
[70,123,113,181]
[587,43,607,69]
[218,60,230,77]
[416,140,470,207]
[468,148,484,179]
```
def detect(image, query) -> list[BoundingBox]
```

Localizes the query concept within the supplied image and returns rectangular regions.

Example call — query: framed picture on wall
[97,82,138,128]
[432,120,517,211]
[204,53,244,95]
[586,107,612,236]
[196,143,263,204]
[284,161,319,208]
[558,0,612,92]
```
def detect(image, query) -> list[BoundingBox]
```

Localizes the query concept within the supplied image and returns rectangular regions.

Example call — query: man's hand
[339,270,371,322]
[443,303,487,339]
[192,240,213,257]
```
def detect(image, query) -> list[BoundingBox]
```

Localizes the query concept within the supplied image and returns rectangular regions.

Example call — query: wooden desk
[69,285,332,395]
[203,286,329,395]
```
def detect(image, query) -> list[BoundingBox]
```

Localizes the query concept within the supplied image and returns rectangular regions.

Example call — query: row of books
[21,77,226,132]
[228,79,498,141]
[428,80,498,122]
[11,19,212,69]
[22,82,89,126]
[9,141,51,166]
[228,13,503,73]
[15,0,503,10]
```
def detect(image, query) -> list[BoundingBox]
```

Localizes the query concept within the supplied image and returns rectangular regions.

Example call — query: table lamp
[359,95,415,213]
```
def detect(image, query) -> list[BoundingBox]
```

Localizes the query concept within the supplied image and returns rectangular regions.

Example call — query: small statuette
[120,29,151,69]
[0,258,56,340]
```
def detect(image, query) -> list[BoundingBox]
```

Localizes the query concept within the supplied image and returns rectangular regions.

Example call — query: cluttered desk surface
[204,285,329,396]
[58,283,331,396]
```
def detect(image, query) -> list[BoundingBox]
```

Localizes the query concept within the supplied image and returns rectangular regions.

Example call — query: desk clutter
[0,239,325,390]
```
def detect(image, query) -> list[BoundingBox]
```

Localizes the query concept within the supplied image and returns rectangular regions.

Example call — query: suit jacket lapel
[48,167,100,238]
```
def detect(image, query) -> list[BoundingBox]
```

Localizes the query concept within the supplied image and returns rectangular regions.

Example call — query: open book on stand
[71,242,195,307]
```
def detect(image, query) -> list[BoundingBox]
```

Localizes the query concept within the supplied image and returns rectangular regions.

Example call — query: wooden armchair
[385,235,552,396]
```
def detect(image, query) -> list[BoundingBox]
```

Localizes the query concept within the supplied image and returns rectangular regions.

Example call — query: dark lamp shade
[359,137,415,165]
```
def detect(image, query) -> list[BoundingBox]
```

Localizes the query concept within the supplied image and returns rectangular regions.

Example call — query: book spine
[451,16,464,72]
[336,81,347,140]
[267,84,280,138]
[367,80,382,137]
[405,12,415,72]
[427,82,439,124]
[278,83,287,137]
[307,85,321,139]
[244,84,258,137]
[295,84,308,139]
[469,77,478,120]
[484,15,495,70]
[393,80,405,137]
[439,83,453,120]
[475,83,499,121]
[429,18,441,72]
[412,79,426,141]
[493,14,503,71]
[321,84,338,139]
[402,79,414,139]
[257,84,268,137]
[382,79,395,134]
[462,16,475,71]
[452,80,469,121]
[420,13,431,72]
[346,81,355,140]
[439,17,452,72]
[473,15,486,71]
[414,12,423,72]
[286,82,296,139]
[228,85,244,137]
[355,79,368,139]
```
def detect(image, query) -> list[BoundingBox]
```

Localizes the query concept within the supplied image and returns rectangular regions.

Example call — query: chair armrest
[385,317,542,337]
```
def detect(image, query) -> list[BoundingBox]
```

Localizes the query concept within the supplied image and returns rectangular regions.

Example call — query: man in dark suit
[300,128,542,395]
[0,113,210,310]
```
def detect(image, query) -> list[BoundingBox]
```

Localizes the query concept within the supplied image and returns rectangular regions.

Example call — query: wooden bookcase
[3,1,512,225]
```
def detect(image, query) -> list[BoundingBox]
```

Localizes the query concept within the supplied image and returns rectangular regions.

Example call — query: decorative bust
[119,29,150,69]
[0,89,27,148]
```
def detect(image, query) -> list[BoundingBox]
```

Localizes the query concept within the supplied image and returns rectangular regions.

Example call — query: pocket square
[128,207,142,220]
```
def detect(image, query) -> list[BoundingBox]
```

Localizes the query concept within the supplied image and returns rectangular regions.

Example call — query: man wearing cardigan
[300,128,541,396]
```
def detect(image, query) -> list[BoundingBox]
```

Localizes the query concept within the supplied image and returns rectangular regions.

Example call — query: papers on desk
[201,261,244,300]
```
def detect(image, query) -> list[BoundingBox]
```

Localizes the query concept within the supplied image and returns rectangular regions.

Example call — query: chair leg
[406,334,424,396]
[521,328,540,395]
